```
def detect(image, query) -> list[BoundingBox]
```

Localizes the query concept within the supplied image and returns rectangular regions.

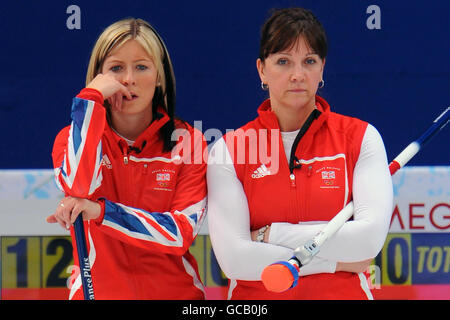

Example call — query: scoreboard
[2,233,449,300]
[0,167,448,300]
[2,236,72,289]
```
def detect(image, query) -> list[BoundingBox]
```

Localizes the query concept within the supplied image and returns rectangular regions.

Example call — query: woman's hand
[336,259,373,273]
[46,196,101,230]
[251,226,271,243]
[250,224,372,273]
[86,73,132,112]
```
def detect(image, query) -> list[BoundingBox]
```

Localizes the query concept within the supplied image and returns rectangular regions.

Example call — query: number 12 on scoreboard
[1,236,73,290]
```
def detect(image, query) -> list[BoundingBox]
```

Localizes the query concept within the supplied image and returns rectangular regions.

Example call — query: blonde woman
[47,18,207,299]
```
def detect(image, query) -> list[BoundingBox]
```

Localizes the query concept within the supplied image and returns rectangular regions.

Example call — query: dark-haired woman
[47,18,207,299]
[207,8,393,299]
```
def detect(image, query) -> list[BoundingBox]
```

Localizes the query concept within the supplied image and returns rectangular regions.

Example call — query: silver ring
[60,203,65,207]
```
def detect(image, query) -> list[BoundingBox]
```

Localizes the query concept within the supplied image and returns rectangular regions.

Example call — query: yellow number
[1,237,40,288]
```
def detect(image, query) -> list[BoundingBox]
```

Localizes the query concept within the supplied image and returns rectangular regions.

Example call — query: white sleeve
[269,124,393,262]
[207,138,335,281]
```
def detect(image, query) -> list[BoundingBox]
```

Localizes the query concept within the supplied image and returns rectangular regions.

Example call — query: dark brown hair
[259,8,327,61]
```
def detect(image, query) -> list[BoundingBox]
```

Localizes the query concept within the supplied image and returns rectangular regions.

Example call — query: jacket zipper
[143,163,148,175]
[289,173,296,187]
[288,109,321,187]
[118,140,133,206]
[120,143,129,165]
[304,165,313,220]
[121,140,148,204]
[287,110,320,222]
[307,165,313,177]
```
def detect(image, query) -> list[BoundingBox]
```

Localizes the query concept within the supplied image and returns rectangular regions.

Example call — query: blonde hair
[86,18,170,109]
[85,17,178,152]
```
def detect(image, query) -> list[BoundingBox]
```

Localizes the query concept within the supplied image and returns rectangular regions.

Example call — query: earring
[261,82,268,91]
[319,79,325,89]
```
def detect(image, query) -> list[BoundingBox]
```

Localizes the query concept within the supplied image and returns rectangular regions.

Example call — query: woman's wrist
[77,87,105,104]
[263,225,271,242]
[255,225,270,243]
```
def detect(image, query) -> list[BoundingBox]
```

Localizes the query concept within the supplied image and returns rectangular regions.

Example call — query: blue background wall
[0,0,448,169]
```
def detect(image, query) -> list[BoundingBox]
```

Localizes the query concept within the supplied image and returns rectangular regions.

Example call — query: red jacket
[223,96,372,299]
[53,88,207,299]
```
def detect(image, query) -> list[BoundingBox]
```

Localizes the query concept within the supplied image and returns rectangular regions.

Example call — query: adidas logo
[251,164,271,179]
[101,154,112,169]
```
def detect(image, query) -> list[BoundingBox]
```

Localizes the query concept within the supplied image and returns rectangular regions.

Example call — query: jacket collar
[256,95,331,130]
[258,95,331,128]
[105,106,170,151]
